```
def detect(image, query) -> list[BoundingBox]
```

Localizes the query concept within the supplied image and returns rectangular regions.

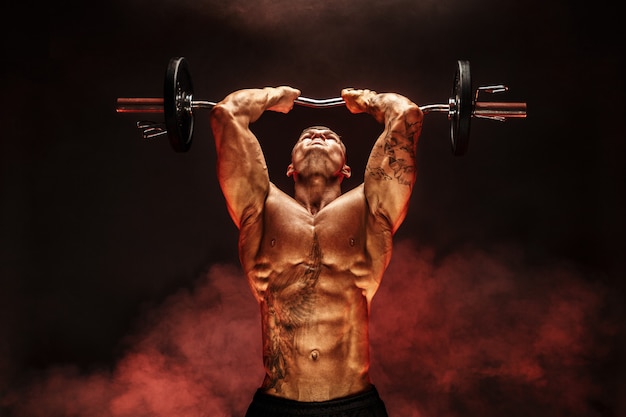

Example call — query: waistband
[247,385,385,416]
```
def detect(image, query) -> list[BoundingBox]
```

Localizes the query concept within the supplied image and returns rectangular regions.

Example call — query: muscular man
[210,86,423,417]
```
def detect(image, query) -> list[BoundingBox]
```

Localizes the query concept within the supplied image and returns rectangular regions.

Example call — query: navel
[310,349,320,361]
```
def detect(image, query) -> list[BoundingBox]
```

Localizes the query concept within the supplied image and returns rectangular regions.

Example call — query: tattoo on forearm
[367,121,418,186]
[262,235,322,391]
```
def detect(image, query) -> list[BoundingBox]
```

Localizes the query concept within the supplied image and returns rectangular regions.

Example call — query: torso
[239,183,393,401]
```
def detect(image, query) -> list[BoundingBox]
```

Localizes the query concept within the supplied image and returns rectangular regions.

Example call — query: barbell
[116,57,526,155]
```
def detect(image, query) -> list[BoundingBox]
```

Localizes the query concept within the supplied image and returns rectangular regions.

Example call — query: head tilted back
[293,126,346,156]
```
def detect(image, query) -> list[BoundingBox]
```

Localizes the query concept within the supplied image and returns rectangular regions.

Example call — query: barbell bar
[116,57,526,155]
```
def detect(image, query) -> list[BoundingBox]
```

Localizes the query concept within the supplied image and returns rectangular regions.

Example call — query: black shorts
[244,385,389,417]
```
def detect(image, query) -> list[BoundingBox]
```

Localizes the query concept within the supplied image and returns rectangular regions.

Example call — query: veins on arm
[210,99,270,229]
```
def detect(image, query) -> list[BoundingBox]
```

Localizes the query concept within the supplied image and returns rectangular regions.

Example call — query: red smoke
[369,242,617,417]
[2,242,618,417]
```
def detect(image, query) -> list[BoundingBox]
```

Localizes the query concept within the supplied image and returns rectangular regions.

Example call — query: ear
[286,163,296,177]
[340,164,352,178]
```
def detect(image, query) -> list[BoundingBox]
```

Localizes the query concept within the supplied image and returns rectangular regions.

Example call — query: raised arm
[342,88,423,234]
[210,86,300,228]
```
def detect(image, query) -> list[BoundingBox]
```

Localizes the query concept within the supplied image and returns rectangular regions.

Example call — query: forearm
[209,89,273,228]
[342,89,423,232]
[210,105,268,228]
[209,87,300,228]
[210,86,300,151]
[366,109,421,232]
[211,88,278,128]
[211,86,300,125]
[366,108,422,186]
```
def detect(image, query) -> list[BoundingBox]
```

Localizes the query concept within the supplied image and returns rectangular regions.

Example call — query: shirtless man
[210,86,423,417]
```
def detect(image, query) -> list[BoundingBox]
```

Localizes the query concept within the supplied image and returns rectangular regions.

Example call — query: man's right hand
[213,86,300,125]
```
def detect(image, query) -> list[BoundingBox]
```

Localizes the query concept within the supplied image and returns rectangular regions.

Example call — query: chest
[256,192,368,270]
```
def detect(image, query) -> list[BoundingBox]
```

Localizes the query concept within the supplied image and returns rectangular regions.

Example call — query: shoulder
[265,183,297,207]
[335,184,366,206]
[238,183,284,229]
[320,185,392,234]
[258,183,304,221]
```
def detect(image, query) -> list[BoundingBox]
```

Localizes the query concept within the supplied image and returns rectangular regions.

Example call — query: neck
[293,174,342,215]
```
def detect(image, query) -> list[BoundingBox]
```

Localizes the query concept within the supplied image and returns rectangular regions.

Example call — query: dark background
[1,1,624,416]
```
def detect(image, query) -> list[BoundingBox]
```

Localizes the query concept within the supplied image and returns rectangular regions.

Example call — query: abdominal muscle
[239,185,387,401]
[258,262,372,401]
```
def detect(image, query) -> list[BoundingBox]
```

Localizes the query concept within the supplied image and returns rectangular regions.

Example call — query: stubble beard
[298,149,338,179]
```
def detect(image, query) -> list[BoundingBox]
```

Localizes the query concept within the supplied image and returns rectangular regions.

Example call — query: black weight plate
[164,57,194,152]
[450,60,471,156]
